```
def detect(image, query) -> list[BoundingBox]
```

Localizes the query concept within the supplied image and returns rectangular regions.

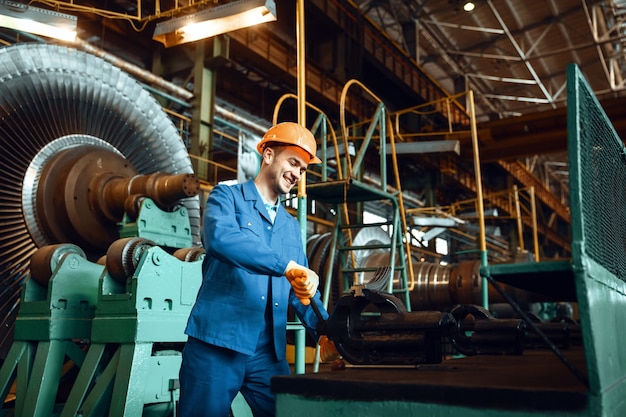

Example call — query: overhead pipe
[74,37,194,101]
[76,37,274,139]
[215,105,269,137]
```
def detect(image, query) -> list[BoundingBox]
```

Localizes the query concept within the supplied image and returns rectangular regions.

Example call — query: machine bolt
[68,256,80,269]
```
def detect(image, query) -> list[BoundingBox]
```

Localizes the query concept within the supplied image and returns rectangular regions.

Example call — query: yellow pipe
[530,186,540,261]
[292,0,307,376]
[339,79,385,178]
[468,90,488,309]
[513,185,525,252]
[272,93,343,180]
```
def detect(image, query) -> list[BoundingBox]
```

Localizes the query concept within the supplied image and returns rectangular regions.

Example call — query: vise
[322,286,456,365]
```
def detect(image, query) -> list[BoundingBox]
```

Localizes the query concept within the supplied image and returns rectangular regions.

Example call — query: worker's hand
[318,335,341,362]
[284,261,319,305]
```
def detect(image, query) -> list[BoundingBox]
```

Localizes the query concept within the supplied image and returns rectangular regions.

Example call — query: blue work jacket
[185,179,326,360]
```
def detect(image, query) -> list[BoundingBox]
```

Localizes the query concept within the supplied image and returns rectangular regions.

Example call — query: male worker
[178,122,339,417]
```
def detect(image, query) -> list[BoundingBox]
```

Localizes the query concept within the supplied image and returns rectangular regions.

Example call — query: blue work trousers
[178,337,290,417]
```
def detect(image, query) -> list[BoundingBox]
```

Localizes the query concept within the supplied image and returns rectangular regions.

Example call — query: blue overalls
[178,180,326,417]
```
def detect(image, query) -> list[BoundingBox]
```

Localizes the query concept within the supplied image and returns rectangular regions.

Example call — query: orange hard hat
[257,122,322,164]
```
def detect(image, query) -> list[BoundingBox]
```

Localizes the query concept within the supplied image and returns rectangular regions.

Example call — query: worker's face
[264,146,309,194]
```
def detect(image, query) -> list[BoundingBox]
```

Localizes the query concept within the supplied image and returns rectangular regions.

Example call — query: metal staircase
[306,80,413,311]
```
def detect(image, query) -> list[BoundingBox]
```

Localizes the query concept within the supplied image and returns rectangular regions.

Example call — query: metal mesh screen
[567,64,626,282]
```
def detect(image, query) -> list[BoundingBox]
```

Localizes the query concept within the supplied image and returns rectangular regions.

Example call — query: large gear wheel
[0,43,200,358]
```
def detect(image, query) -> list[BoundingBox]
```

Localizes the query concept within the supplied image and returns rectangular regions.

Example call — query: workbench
[273,348,588,416]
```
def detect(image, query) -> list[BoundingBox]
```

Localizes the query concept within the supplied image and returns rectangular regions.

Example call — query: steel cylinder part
[101,172,200,216]
[33,145,199,258]
[35,146,137,255]
[172,247,206,262]
[105,237,156,283]
[449,303,526,356]
[411,261,453,311]
[407,259,549,311]
[408,260,462,311]
[29,244,87,286]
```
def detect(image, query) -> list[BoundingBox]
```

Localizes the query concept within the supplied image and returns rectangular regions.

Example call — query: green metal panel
[15,252,104,341]
[566,63,626,415]
[91,246,202,344]
[108,343,154,416]
[119,198,193,249]
[20,341,66,417]
[57,246,203,416]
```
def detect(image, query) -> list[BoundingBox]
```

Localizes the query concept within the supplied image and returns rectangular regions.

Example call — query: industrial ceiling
[357,0,626,121]
[15,0,625,121]
[350,0,626,229]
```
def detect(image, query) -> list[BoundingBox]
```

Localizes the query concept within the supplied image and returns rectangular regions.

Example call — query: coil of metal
[411,261,453,311]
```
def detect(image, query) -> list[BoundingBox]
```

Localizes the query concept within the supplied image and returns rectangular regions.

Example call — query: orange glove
[284,261,319,305]
[285,269,316,305]
[318,335,341,362]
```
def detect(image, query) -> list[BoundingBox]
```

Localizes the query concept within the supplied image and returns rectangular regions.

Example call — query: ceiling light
[153,0,277,48]
[463,2,476,12]
[0,1,77,42]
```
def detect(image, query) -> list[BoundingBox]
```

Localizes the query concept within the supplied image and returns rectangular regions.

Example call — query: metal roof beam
[465,73,538,85]
[486,0,557,109]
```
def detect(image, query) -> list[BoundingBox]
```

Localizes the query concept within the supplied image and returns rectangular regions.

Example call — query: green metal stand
[1,198,201,416]
[60,245,202,417]
[0,246,103,417]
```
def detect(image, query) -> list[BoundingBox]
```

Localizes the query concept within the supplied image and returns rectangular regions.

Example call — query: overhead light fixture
[0,1,77,42]
[463,1,476,12]
[384,140,461,156]
[153,0,277,48]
